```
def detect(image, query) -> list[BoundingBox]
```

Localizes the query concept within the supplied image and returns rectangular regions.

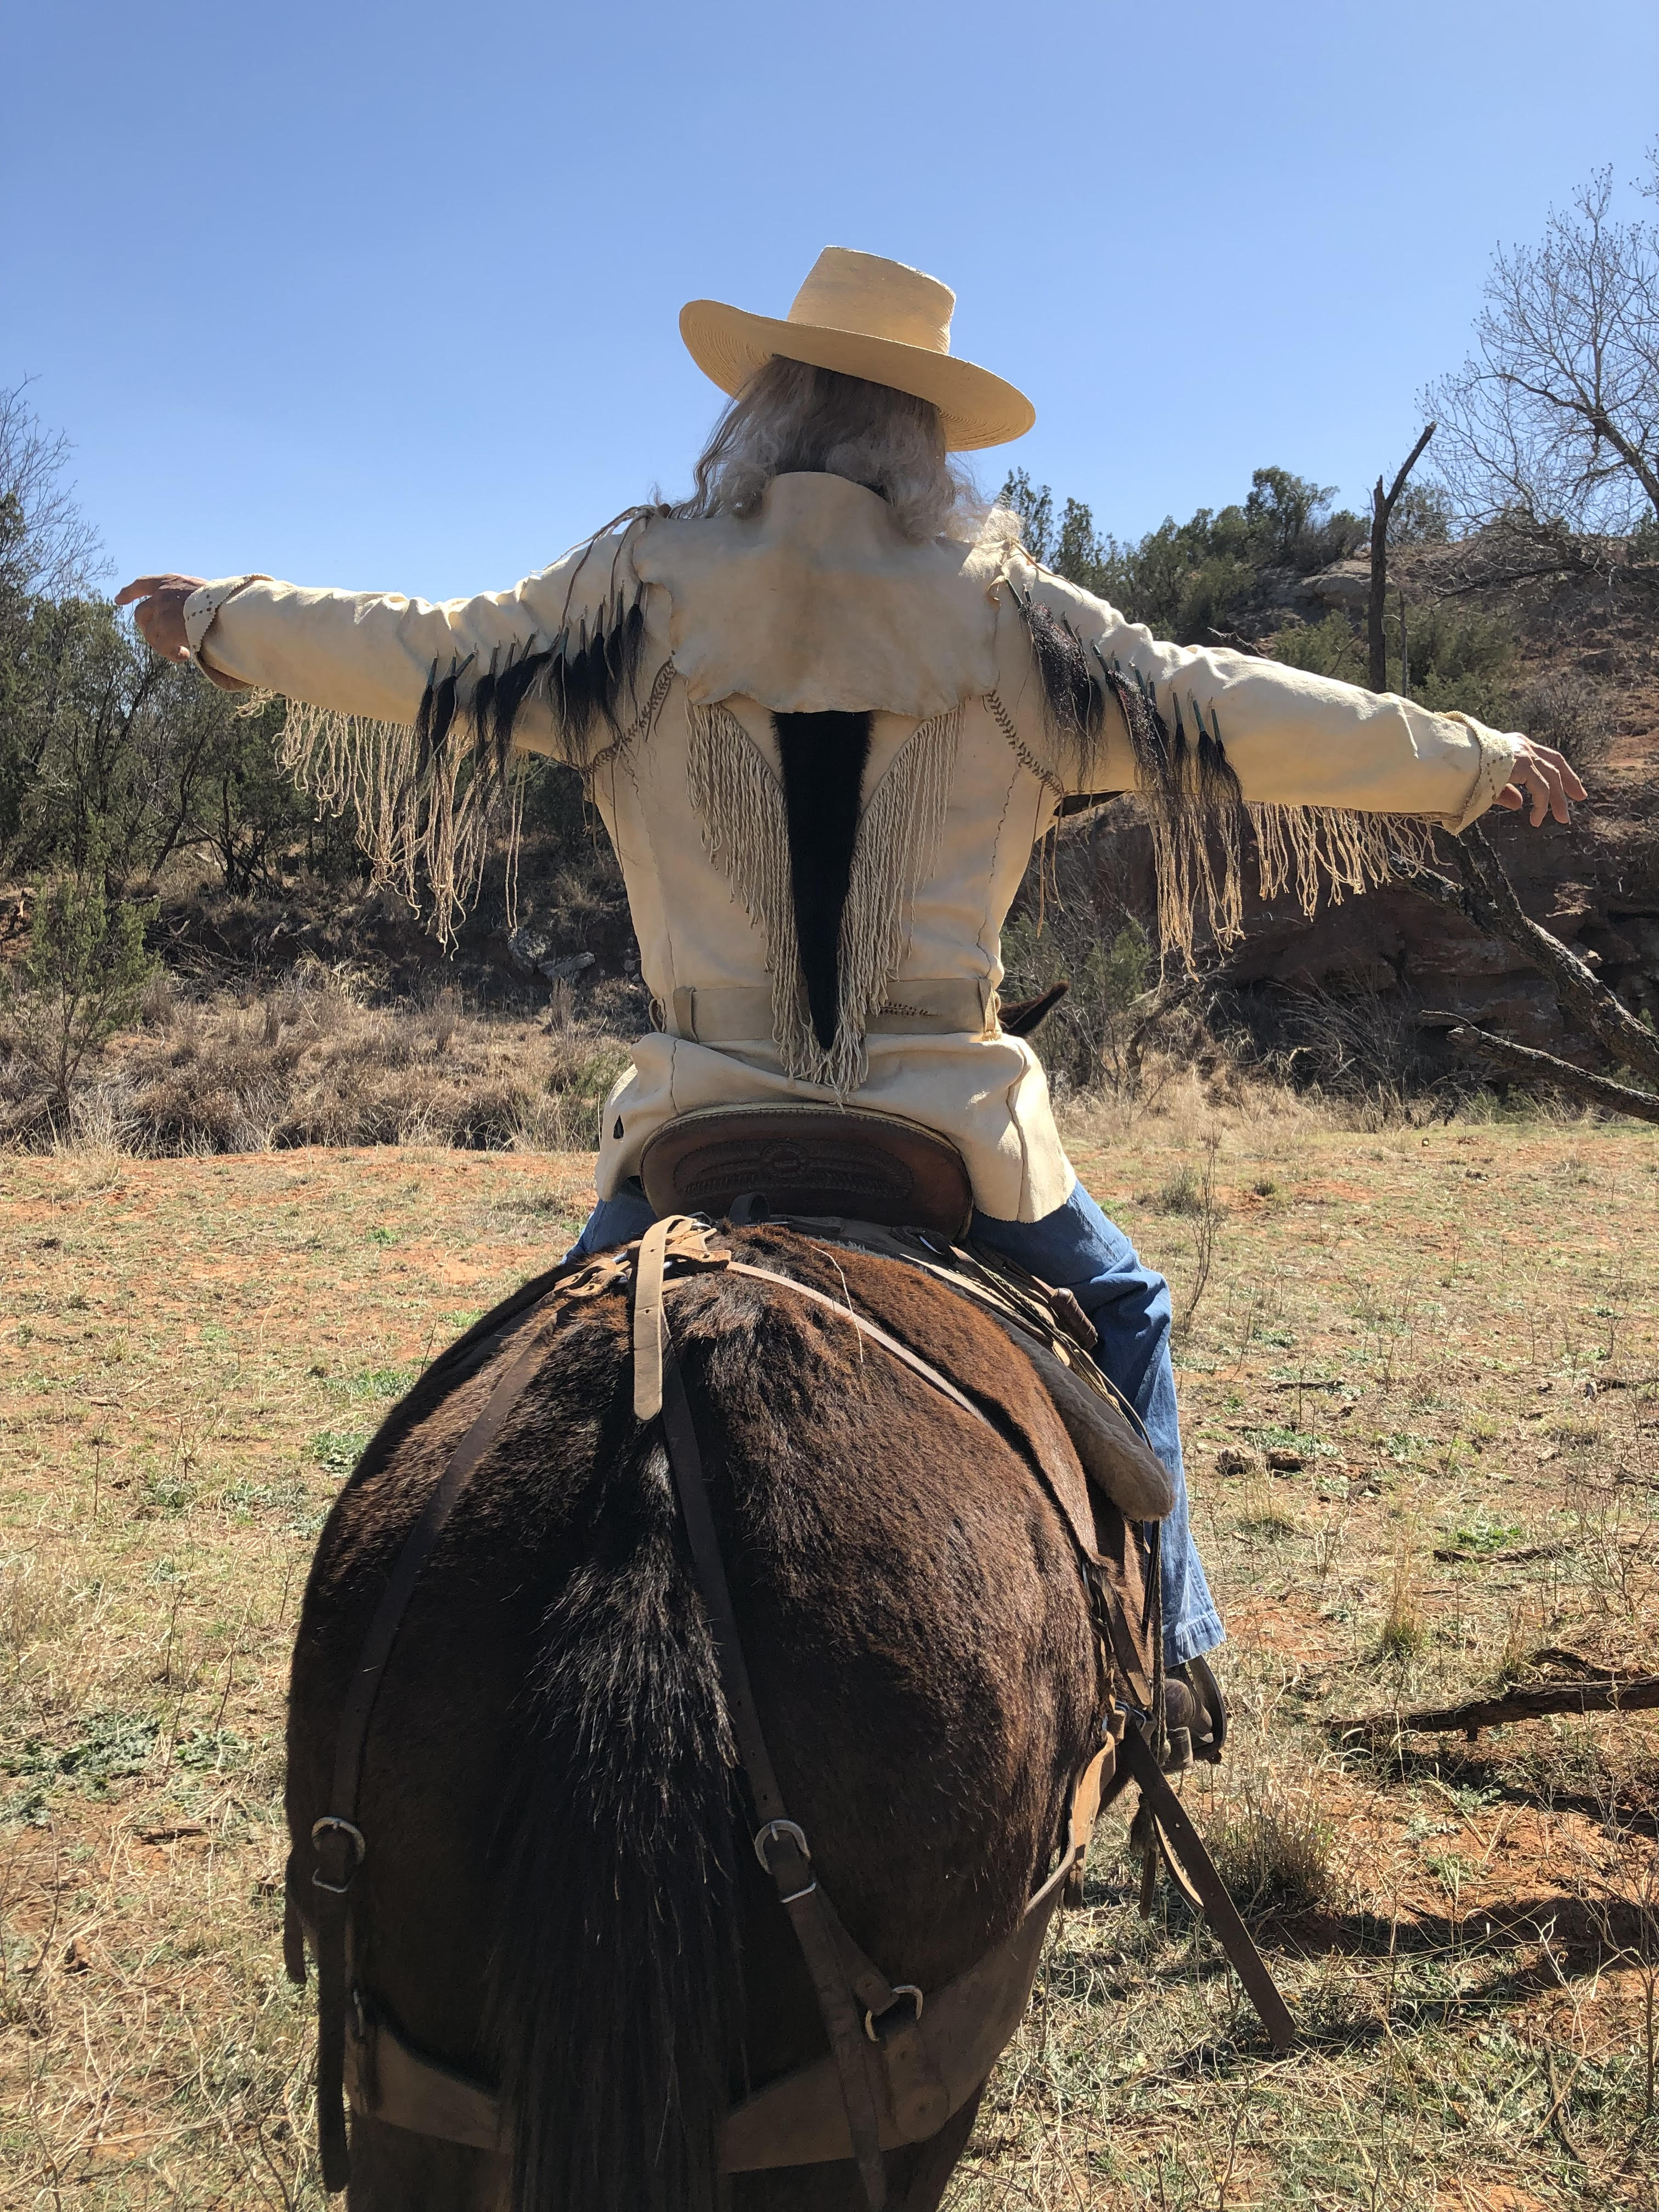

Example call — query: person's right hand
[115,574,206,663]
[1493,736,1587,827]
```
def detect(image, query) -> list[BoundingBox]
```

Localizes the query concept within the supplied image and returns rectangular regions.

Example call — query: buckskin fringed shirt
[183,474,1520,1221]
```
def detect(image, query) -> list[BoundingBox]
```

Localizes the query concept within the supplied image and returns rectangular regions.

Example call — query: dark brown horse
[285,1226,1114,2212]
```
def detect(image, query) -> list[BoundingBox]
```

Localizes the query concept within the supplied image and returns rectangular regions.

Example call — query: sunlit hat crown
[680,246,1035,453]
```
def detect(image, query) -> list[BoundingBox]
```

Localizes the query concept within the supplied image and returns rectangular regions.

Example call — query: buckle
[311,1815,366,1894]
[753,1818,817,1905]
[753,1818,811,1872]
[865,1985,924,2042]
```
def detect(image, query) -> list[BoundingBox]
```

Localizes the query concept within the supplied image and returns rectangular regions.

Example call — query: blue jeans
[568,1180,1222,1665]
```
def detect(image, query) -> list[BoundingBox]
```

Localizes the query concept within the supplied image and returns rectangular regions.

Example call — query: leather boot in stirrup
[1160,1656,1226,1773]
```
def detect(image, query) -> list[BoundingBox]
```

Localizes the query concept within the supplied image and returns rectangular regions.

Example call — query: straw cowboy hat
[680,246,1035,452]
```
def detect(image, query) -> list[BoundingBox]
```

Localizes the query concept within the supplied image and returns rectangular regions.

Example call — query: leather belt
[668,979,997,1044]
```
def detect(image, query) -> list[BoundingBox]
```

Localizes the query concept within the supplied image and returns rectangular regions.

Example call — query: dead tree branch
[1334,1676,1659,1745]
[1427,1021,1659,1124]
[1394,824,1659,1092]
[1423,168,1659,539]
[1369,424,1436,692]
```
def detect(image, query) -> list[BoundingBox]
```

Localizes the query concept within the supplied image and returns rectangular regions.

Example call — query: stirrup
[1160,1656,1226,1773]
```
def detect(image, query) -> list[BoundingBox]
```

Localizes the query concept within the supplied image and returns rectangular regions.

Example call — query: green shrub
[2,859,160,1116]
[1000,465,1367,643]
[1268,611,1368,684]
[1001,887,1152,1098]
[1268,600,1517,723]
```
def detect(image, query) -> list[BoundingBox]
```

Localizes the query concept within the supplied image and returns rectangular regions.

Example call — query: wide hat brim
[679,298,1035,453]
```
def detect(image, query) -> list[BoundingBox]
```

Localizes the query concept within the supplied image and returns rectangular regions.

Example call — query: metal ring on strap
[864,1985,924,2043]
[754,1818,819,1901]
[309,1815,366,1894]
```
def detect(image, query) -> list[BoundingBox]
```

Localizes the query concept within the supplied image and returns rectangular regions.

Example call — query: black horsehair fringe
[1092,646,1248,956]
[1010,575,1437,962]
[1014,588,1107,776]
[774,711,876,1051]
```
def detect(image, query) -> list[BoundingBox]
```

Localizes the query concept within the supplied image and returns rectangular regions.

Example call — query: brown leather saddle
[645,1103,1172,1523]
[641,1102,975,1239]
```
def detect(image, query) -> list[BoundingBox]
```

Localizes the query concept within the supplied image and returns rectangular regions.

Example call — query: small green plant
[139,1471,195,1517]
[172,1726,249,1773]
[1447,1519,1525,1555]
[311,1428,370,1477]
[4,1711,160,1797]
[2,857,161,1118]
[1154,1165,1203,1214]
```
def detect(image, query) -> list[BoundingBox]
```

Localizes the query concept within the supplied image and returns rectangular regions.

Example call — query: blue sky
[6,1,1656,603]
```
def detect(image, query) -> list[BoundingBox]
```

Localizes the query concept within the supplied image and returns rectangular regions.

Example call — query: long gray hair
[673,358,982,542]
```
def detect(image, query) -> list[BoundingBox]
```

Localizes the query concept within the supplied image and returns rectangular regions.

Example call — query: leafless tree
[1423,161,1659,548]
[1367,423,1435,691]
[0,382,105,602]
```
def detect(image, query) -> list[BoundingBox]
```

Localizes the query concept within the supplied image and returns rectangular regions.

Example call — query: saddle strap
[652,1310,893,2209]
[1116,1729,1298,2052]
[337,1730,1119,2173]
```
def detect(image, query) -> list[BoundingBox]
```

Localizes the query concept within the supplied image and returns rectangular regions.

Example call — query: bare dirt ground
[3,1107,1656,2208]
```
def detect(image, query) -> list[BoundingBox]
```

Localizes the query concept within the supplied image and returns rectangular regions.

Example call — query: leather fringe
[686,701,961,1093]
[1076,645,1437,965]
[1249,802,1436,926]
[270,595,667,944]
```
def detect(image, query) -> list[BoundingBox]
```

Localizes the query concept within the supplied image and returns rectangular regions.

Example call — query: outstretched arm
[117,532,645,751]
[1030,570,1584,833]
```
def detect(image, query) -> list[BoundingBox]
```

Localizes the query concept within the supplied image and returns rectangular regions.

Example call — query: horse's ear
[1000,980,1070,1039]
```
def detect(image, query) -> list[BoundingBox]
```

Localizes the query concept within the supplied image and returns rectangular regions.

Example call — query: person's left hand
[115,574,206,663]
[1493,736,1587,827]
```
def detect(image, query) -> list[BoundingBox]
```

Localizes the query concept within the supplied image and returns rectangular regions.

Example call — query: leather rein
[292,1215,1293,2201]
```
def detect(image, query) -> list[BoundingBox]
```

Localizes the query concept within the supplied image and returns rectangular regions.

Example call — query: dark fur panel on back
[774,709,874,1053]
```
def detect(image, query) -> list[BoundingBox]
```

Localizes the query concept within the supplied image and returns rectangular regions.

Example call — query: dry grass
[0,962,631,1156]
[3,1113,1658,2206]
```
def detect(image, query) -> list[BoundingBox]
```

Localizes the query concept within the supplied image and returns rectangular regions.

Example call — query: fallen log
[1333,1675,1659,1743]
[1430,1536,1645,1566]
[1431,1538,1570,1565]
[1431,1021,1659,1126]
